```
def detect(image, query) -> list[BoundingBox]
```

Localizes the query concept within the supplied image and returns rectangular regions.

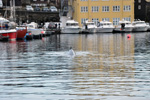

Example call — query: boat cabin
[98,21,113,27]
[66,20,79,27]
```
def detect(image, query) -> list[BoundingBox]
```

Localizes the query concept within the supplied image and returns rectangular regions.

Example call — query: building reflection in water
[64,33,135,97]
[0,33,149,99]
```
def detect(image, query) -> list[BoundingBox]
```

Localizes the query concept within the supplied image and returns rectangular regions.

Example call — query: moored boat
[0,29,17,40]
[0,17,17,41]
[113,20,134,33]
[146,23,150,31]
[81,20,97,33]
[25,22,45,40]
[16,25,27,40]
[132,20,147,32]
[27,22,44,36]
[96,21,114,33]
[44,22,61,34]
[61,20,80,34]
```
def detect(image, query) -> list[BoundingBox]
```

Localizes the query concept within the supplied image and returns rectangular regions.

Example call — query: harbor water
[0,32,150,100]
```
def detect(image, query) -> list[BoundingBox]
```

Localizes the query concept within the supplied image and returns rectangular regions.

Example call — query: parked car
[42,7,49,12]
[34,7,40,11]
[26,5,33,11]
[49,6,57,12]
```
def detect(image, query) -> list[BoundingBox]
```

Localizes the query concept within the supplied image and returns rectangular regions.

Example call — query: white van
[26,5,34,11]
[0,0,3,8]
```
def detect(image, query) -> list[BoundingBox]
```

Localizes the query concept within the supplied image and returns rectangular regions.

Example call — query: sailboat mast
[10,0,13,20]
[13,0,16,22]
[10,0,16,22]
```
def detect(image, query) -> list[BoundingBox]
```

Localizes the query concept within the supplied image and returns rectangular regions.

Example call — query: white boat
[114,20,134,32]
[81,20,97,33]
[96,21,114,33]
[43,22,61,34]
[132,20,147,32]
[146,23,150,31]
[61,20,80,34]
[27,22,44,35]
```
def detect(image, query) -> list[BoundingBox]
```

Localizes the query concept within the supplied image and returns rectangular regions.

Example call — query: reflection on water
[0,33,150,100]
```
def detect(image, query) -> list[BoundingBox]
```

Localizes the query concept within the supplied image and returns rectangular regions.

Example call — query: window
[92,6,99,12]
[138,5,141,10]
[113,18,120,25]
[92,18,99,25]
[66,23,78,26]
[124,5,131,11]
[102,6,109,12]
[81,18,88,24]
[81,6,88,12]
[124,17,131,21]
[138,0,141,3]
[102,18,110,21]
[113,6,120,12]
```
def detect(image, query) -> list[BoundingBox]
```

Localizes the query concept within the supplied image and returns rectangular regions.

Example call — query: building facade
[146,1,150,22]
[68,0,134,26]
[134,0,147,21]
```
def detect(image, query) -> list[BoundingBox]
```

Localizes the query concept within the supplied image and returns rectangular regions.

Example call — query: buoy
[127,34,131,38]
[127,34,131,40]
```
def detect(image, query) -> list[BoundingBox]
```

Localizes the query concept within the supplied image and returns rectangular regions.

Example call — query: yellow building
[68,0,134,26]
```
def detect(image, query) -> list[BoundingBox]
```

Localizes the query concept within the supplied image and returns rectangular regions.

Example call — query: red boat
[16,26,27,39]
[0,17,27,41]
[0,17,17,41]
[0,29,17,41]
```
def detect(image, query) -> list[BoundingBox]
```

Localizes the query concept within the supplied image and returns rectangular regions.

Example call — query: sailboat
[0,16,17,41]
[0,0,27,41]
[9,0,27,40]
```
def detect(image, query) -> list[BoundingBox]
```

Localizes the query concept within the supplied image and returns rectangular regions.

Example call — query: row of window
[33,0,45,1]
[81,5,131,12]
[81,17,131,25]
[81,0,109,1]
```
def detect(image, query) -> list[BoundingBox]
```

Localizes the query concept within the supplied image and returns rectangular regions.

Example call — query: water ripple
[0,33,150,100]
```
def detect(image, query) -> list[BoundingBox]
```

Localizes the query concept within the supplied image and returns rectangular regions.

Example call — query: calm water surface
[0,33,150,100]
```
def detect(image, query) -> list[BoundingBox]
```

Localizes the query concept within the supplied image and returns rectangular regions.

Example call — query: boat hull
[133,27,147,32]
[114,27,133,32]
[61,28,80,34]
[16,27,27,39]
[0,29,17,40]
[82,28,96,33]
[28,29,44,35]
[96,28,114,33]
